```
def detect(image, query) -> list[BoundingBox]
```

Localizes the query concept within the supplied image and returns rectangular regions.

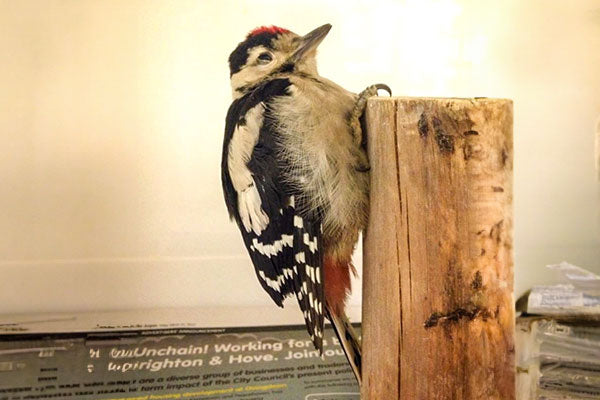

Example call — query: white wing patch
[293,215,303,228]
[239,183,269,234]
[227,102,268,234]
[258,270,283,292]
[251,235,293,257]
[295,252,305,263]
[303,232,318,253]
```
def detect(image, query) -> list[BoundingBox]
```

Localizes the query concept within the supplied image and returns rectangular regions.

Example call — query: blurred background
[0,0,598,315]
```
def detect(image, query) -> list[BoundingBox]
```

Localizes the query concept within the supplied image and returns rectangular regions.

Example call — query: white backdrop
[1,0,599,315]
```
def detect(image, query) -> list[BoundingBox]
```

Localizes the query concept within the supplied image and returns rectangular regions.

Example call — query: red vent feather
[247,26,290,38]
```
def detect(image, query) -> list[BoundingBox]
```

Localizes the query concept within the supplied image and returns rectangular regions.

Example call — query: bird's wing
[290,205,325,351]
[222,79,325,351]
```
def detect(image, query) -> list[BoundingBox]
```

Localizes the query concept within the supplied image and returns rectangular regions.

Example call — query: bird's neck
[231,59,319,100]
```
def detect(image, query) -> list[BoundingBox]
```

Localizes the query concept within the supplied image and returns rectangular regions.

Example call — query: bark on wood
[361,97,514,400]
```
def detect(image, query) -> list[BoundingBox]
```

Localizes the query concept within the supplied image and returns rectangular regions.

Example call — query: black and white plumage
[222,77,326,348]
[221,24,389,384]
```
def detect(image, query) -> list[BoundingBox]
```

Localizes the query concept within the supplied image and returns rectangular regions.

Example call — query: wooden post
[361,97,514,399]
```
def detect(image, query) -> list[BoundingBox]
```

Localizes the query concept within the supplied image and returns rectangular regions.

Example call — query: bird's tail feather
[327,307,362,385]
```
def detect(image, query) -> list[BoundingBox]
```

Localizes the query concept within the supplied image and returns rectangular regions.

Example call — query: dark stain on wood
[501,148,508,166]
[432,117,454,153]
[463,143,473,161]
[489,220,504,243]
[418,113,429,138]
[424,305,492,328]
[424,312,443,328]
[436,134,455,153]
[492,186,504,192]
[471,271,483,290]
[463,130,479,136]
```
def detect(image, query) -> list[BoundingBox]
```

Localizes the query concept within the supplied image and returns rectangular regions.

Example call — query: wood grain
[362,97,514,400]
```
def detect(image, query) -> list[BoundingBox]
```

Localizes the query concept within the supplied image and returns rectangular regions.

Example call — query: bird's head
[228,24,331,98]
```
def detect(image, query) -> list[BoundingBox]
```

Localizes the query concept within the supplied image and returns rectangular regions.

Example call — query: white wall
[1,0,599,315]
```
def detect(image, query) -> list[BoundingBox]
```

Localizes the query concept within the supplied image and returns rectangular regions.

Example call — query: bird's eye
[257,52,273,64]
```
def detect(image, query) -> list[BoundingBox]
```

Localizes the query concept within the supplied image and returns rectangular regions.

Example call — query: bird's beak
[290,24,332,63]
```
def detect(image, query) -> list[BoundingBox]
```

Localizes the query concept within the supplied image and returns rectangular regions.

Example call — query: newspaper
[517,262,600,400]
[527,262,600,317]
[0,311,359,400]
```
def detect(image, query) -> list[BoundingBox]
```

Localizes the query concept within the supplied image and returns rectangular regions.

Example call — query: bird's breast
[269,76,369,240]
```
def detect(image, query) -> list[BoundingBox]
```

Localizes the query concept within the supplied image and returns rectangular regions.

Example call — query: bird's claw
[349,82,393,148]
[373,83,392,97]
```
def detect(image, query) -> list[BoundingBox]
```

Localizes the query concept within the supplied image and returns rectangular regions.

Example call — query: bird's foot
[349,83,392,147]
[354,83,392,119]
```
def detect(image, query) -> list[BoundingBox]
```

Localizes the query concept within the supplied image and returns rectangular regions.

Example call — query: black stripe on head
[228,32,279,77]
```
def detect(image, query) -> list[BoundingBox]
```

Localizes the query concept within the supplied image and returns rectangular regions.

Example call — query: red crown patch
[247,26,290,38]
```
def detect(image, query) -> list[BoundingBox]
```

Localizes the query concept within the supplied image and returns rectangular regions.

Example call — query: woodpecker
[221,24,389,384]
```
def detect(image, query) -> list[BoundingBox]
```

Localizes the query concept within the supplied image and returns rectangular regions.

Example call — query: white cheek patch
[230,46,277,99]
